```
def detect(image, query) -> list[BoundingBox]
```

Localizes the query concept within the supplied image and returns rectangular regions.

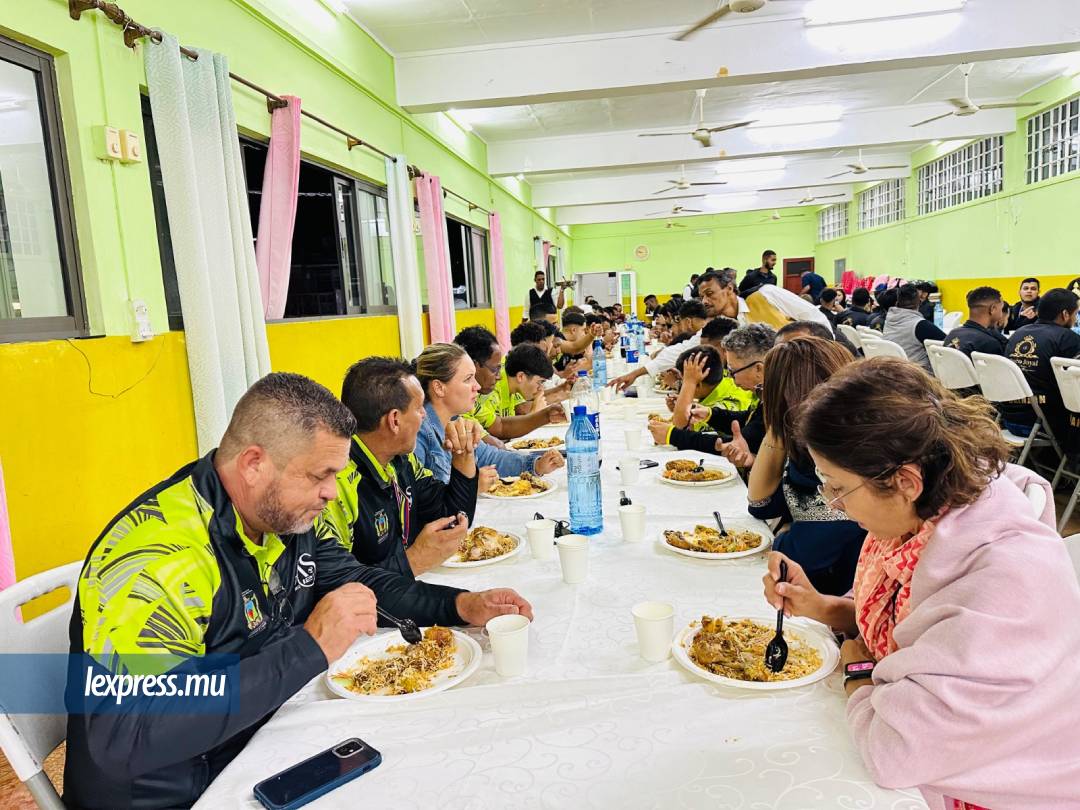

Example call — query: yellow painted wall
[936,274,1080,314]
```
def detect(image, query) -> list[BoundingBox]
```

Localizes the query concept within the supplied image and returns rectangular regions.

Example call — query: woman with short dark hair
[763,358,1077,809]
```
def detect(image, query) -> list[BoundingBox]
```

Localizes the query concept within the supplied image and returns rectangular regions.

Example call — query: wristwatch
[843,660,875,687]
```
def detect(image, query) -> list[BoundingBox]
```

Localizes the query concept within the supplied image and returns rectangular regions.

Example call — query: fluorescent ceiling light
[446,110,472,132]
[804,0,965,26]
[751,105,843,128]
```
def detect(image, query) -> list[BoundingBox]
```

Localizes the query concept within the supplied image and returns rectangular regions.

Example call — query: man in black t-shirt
[837,287,874,327]
[738,250,779,294]
[1006,277,1041,332]
[944,286,1008,357]
[1002,288,1080,441]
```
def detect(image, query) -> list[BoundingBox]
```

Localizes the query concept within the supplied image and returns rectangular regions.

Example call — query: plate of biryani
[510,437,564,451]
[442,527,523,568]
[658,459,736,487]
[327,626,482,702]
[672,615,838,690]
[659,521,771,560]
[480,471,557,499]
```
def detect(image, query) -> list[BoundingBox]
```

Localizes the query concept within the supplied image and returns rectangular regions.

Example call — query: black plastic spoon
[764,561,789,674]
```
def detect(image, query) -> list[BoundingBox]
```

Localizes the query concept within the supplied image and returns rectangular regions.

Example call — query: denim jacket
[415,402,538,483]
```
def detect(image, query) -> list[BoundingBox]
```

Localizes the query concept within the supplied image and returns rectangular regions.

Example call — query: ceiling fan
[758,209,806,222]
[797,188,846,205]
[827,149,909,179]
[653,164,728,195]
[911,64,1040,127]
[674,0,801,41]
[638,90,754,148]
[647,204,704,217]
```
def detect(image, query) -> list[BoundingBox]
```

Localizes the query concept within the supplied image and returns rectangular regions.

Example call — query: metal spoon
[712,511,727,535]
[764,560,789,674]
[376,606,422,645]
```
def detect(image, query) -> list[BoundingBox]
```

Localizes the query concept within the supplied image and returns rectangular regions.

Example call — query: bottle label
[568,452,600,477]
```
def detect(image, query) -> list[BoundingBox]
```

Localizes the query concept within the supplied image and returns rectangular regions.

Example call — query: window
[446,217,490,309]
[0,36,85,341]
[141,96,182,330]
[858,179,905,230]
[1027,96,1080,184]
[917,136,1004,215]
[818,203,848,241]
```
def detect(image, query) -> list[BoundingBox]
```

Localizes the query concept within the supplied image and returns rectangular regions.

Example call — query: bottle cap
[573,405,586,415]
[578,370,588,377]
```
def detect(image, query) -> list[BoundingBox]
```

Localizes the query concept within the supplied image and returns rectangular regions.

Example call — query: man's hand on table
[609,369,644,392]
[304,582,378,663]
[407,514,470,575]
[648,419,672,446]
[456,588,534,625]
[477,464,499,493]
[533,448,565,475]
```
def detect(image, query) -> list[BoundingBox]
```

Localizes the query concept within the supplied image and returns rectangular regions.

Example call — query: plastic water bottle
[591,338,607,390]
[931,293,944,330]
[567,405,603,536]
[634,316,646,357]
[619,326,630,360]
[571,370,600,436]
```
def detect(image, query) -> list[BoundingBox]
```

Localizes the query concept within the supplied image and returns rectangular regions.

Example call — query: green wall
[1,0,568,337]
[570,208,817,296]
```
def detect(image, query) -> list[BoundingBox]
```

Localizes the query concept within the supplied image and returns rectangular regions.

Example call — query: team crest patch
[374,509,390,542]
[242,589,266,633]
[295,553,316,588]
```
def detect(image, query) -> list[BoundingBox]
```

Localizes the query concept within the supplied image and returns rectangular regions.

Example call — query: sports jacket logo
[374,509,390,542]
[241,589,266,633]
[295,553,316,588]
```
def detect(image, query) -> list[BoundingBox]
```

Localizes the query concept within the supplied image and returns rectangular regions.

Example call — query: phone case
[253,751,382,810]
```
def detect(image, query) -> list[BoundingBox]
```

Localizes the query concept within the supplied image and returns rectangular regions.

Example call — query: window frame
[1026,95,1080,185]
[917,136,1004,215]
[858,178,905,230]
[0,36,87,343]
[446,214,491,310]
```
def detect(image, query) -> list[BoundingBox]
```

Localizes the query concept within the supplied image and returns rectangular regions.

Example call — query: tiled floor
[3,493,1077,807]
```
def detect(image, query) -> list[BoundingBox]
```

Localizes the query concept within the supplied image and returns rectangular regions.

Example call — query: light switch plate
[95,125,122,161]
[129,299,154,342]
[119,129,142,163]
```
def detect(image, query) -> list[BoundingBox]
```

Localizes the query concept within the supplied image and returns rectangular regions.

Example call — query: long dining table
[195,392,928,810]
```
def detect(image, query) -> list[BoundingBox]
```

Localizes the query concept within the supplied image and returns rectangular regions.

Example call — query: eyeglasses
[727,360,762,376]
[267,566,294,629]
[481,360,501,375]
[815,464,903,510]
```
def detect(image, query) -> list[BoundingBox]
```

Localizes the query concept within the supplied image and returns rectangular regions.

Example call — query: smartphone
[253,738,382,810]
[638,459,659,470]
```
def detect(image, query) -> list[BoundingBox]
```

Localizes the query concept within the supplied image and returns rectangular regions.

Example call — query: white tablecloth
[195,397,927,810]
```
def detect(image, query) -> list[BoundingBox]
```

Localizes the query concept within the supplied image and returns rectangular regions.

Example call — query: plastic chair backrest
[837,324,863,349]
[1025,482,1047,520]
[1050,356,1080,414]
[861,337,908,360]
[970,351,1034,403]
[927,345,979,390]
[943,311,964,332]
[0,561,80,783]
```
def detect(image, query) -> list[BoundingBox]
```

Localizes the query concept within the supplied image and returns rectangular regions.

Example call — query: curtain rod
[69,0,496,218]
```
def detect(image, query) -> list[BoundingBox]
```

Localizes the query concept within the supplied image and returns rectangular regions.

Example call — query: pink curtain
[416,172,456,342]
[0,460,16,591]
[255,95,302,320]
[840,270,857,295]
[541,240,552,276]
[488,212,511,350]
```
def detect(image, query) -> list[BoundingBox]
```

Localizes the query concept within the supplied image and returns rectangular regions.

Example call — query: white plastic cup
[632,601,674,662]
[525,518,556,561]
[619,456,640,485]
[634,376,654,397]
[618,504,646,542]
[556,534,589,584]
[624,427,643,451]
[486,614,531,677]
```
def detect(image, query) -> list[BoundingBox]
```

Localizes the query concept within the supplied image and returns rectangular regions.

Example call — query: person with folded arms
[762,358,1079,810]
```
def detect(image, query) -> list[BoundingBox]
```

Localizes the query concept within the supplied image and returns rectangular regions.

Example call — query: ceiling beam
[489,105,1016,175]
[395,0,1080,112]
[554,187,852,227]
[530,154,911,208]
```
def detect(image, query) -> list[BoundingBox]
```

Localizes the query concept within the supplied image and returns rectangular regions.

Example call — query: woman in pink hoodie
[763,357,1080,810]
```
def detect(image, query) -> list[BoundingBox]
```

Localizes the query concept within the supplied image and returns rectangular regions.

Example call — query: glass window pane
[374,194,395,307]
[471,229,489,307]
[0,53,69,320]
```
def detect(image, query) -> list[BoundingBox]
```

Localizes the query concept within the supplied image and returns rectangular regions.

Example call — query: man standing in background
[683,273,701,300]
[800,266,827,304]
[523,270,565,321]
[739,251,778,295]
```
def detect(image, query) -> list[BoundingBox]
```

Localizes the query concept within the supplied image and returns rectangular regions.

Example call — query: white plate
[326,629,482,703]
[442,531,524,568]
[671,616,839,691]
[657,465,738,488]
[657,521,772,560]
[480,479,559,500]
[508,439,565,453]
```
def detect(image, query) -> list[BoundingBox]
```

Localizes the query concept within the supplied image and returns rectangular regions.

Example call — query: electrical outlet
[119,129,143,163]
[95,126,122,161]
[129,299,154,342]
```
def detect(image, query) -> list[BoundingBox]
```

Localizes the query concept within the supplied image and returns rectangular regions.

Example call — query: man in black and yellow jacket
[63,373,532,810]
[316,356,488,576]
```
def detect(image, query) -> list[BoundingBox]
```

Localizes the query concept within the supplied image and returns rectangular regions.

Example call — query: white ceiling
[343,0,1080,225]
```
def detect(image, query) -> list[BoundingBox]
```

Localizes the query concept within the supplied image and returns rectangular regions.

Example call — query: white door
[618,270,638,317]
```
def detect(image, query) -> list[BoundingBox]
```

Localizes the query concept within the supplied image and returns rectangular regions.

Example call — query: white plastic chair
[837,324,863,350]
[855,325,878,339]
[0,561,81,810]
[860,337,909,361]
[1049,357,1080,530]
[943,311,964,332]
[970,352,1062,469]
[1025,482,1048,520]
[1062,534,1080,583]
[926,344,979,391]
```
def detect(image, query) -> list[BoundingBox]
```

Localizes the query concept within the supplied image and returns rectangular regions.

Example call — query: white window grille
[917,136,1003,214]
